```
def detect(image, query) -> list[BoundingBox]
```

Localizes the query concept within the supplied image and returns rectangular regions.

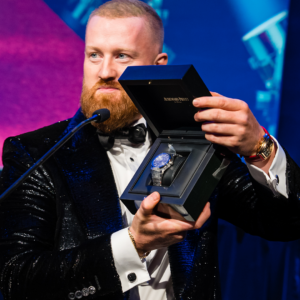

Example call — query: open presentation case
[119,65,228,221]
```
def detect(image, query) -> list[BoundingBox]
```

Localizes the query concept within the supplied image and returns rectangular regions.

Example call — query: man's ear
[154,52,168,65]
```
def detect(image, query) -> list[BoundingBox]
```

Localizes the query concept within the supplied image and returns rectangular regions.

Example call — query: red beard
[80,79,140,133]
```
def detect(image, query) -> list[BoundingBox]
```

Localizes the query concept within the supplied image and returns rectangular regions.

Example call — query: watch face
[151,153,171,169]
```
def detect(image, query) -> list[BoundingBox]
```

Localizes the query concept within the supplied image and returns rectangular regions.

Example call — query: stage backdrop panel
[0,0,84,165]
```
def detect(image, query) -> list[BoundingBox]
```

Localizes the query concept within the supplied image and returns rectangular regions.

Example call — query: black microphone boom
[0,109,110,201]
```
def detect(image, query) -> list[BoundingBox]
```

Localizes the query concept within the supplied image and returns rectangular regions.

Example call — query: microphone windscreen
[93,109,110,123]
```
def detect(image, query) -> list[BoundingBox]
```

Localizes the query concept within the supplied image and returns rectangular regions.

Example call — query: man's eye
[90,53,98,59]
[118,54,128,59]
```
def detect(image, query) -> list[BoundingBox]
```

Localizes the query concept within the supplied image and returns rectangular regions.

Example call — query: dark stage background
[0,0,300,299]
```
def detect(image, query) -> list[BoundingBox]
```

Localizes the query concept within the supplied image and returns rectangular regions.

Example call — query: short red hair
[89,0,164,52]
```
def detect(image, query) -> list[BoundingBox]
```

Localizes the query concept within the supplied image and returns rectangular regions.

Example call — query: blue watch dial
[151,153,171,169]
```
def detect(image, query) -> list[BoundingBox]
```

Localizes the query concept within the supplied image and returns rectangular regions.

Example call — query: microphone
[0,109,110,201]
[92,108,110,123]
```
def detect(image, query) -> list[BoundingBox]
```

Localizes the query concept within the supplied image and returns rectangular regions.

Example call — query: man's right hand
[130,192,211,257]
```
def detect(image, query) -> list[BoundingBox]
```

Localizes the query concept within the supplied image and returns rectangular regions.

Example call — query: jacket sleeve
[0,137,123,300]
[216,150,300,241]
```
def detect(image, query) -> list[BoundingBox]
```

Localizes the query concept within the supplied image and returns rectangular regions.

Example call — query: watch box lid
[118,65,211,137]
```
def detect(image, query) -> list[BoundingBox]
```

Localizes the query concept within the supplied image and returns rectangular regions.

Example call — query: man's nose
[98,59,118,81]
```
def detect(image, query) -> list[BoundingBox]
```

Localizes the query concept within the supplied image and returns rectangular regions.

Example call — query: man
[0,1,300,300]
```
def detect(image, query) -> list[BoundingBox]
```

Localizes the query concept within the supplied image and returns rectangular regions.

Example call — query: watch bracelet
[151,169,163,186]
[152,179,162,186]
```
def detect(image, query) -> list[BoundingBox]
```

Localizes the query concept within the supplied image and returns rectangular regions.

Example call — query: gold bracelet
[128,228,150,259]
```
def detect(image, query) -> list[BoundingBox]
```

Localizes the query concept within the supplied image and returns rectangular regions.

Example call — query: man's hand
[130,192,211,256]
[193,92,265,157]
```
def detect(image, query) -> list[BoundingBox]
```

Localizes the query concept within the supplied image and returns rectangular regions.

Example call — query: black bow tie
[98,123,148,151]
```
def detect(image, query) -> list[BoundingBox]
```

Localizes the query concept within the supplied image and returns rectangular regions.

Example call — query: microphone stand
[0,109,110,201]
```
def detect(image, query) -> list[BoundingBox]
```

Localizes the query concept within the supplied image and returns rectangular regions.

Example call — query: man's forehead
[86,15,149,37]
[85,15,156,54]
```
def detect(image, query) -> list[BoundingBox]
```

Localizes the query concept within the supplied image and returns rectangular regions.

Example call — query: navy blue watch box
[119,65,228,221]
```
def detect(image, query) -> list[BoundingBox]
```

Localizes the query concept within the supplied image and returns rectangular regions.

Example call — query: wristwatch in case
[151,144,183,186]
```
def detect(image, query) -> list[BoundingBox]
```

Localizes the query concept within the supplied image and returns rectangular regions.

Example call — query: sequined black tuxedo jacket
[1,109,300,300]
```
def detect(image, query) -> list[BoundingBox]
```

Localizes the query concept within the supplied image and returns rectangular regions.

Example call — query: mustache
[85,79,123,100]
[94,80,122,90]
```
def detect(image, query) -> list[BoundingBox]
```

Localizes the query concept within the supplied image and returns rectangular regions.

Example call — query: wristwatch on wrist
[151,144,181,186]
[245,127,274,162]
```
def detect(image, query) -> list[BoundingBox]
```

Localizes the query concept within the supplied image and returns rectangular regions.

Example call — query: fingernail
[152,192,160,201]
[193,99,199,105]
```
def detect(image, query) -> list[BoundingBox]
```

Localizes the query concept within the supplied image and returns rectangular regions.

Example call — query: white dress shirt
[106,118,288,300]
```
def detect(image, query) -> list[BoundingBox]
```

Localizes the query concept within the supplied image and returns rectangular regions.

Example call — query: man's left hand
[193,92,265,157]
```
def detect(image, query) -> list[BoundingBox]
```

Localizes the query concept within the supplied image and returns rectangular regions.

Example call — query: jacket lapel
[54,109,123,239]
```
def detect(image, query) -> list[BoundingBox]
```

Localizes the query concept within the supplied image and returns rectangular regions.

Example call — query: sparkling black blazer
[0,109,300,300]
